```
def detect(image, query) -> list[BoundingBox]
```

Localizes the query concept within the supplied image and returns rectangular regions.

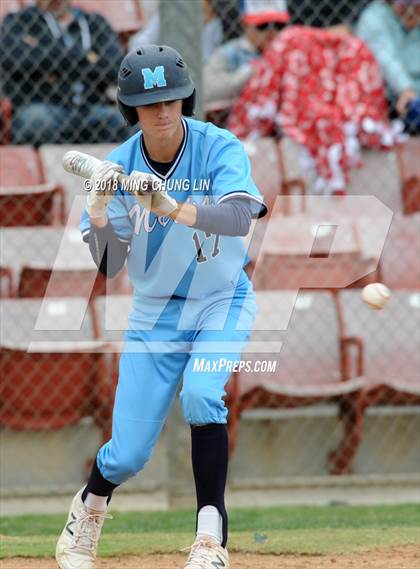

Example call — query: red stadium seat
[0,145,44,185]
[0,266,13,297]
[18,265,106,300]
[0,97,12,145]
[0,0,21,21]
[72,0,144,34]
[227,290,366,474]
[346,147,402,214]
[396,137,420,215]
[339,290,420,407]
[248,208,377,292]
[380,213,420,289]
[0,297,112,442]
[0,183,65,226]
[1,226,130,300]
[0,147,65,226]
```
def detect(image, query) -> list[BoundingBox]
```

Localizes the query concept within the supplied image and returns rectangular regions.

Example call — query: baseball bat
[62,150,155,194]
[62,150,130,185]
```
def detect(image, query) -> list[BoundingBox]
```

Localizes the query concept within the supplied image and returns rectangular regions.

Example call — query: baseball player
[56,45,266,569]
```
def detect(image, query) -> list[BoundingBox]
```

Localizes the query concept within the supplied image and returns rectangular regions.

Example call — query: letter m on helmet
[142,66,167,90]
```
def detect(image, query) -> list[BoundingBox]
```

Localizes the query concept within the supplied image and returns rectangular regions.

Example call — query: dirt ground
[2,547,420,569]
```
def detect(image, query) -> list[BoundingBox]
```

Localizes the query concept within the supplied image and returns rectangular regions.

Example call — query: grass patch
[1,504,419,558]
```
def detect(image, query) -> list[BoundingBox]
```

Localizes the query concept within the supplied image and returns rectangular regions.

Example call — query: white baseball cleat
[183,537,229,569]
[56,488,111,569]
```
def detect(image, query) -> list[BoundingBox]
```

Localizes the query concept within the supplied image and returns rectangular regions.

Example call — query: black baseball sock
[191,423,229,547]
[82,457,119,505]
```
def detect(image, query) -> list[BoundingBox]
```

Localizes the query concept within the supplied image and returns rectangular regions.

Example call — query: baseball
[361,283,391,310]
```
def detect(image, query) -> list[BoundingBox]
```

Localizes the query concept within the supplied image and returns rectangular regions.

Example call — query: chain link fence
[1,0,419,498]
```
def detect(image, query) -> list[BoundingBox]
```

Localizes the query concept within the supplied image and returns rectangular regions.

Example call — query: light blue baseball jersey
[80,117,266,301]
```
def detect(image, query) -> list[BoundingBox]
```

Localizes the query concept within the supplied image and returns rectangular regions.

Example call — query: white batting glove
[128,170,177,217]
[86,161,125,219]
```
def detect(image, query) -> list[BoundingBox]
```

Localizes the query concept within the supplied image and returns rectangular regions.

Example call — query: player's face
[136,100,183,140]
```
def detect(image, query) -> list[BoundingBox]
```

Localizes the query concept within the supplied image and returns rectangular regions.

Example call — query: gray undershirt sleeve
[192,197,254,236]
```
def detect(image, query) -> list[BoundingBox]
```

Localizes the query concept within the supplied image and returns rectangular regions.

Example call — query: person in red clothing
[228,20,397,195]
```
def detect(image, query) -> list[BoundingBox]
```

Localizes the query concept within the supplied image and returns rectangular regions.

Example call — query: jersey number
[192,231,220,263]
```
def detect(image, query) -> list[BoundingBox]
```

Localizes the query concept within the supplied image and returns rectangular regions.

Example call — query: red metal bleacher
[0,266,13,298]
[0,146,65,225]
[72,0,144,34]
[247,196,382,292]
[0,97,12,145]
[0,226,105,302]
[0,0,21,21]
[0,297,112,442]
[339,290,420,407]
[380,213,420,290]
[395,137,420,215]
[0,183,65,226]
[17,265,106,301]
[0,145,43,185]
[226,290,366,474]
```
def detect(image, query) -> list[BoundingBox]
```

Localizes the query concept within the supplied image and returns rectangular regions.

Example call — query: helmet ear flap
[182,89,196,117]
[118,100,138,126]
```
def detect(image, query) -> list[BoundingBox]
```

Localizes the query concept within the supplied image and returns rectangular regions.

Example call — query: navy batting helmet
[117,45,196,126]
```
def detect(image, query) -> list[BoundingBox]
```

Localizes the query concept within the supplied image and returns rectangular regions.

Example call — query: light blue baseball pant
[97,277,257,485]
